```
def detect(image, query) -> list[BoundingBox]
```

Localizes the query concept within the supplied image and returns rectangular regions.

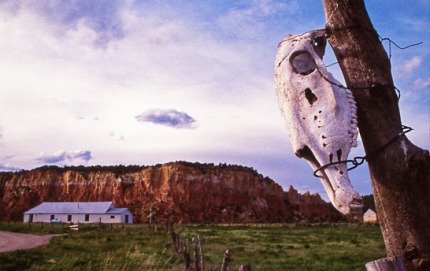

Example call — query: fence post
[192,237,200,271]
[198,235,205,271]
[239,265,251,271]
[365,257,405,271]
[185,239,191,271]
[220,249,231,271]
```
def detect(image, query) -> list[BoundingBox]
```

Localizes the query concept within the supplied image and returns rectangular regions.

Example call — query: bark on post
[322,1,430,270]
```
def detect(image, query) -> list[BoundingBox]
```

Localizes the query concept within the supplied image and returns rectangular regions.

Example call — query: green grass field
[0,222,385,271]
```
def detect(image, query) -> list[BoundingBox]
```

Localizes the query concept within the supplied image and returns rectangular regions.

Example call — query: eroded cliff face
[0,162,343,223]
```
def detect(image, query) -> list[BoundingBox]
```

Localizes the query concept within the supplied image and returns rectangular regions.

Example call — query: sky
[0,0,428,200]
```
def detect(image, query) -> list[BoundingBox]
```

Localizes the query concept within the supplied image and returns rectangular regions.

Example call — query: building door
[125,215,129,224]
[85,214,89,222]
[50,214,55,221]
[29,214,33,223]
[67,215,72,222]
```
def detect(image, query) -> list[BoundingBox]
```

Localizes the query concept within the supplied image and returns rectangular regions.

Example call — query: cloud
[0,163,21,172]
[396,14,430,33]
[0,155,21,172]
[37,150,92,164]
[216,0,299,39]
[414,77,430,90]
[0,0,126,47]
[402,56,422,75]
[110,131,125,141]
[0,0,426,198]
[136,109,197,129]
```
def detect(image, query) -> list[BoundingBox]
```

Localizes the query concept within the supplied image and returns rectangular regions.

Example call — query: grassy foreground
[0,222,385,271]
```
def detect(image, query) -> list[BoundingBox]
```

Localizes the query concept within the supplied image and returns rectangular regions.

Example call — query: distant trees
[362,194,376,212]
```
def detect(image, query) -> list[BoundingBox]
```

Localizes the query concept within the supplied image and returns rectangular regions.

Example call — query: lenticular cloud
[135,109,197,129]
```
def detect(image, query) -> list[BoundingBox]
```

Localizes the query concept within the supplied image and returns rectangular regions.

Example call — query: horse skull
[274,30,363,216]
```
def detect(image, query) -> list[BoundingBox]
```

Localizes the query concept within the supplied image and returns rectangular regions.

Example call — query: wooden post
[177,234,182,253]
[69,224,79,231]
[239,264,251,271]
[322,1,430,270]
[170,227,179,252]
[366,257,405,271]
[192,237,200,271]
[198,235,205,271]
[185,239,191,271]
[220,250,231,271]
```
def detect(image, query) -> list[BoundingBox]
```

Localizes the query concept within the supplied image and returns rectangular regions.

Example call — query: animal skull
[274,30,363,215]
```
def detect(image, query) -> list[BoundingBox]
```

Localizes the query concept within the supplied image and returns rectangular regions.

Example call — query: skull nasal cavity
[305,88,318,105]
[336,149,342,161]
[295,145,313,159]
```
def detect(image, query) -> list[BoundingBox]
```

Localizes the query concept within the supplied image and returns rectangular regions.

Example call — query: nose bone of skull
[295,144,363,215]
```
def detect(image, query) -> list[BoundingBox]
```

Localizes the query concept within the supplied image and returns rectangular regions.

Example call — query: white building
[23,201,133,224]
[363,209,378,224]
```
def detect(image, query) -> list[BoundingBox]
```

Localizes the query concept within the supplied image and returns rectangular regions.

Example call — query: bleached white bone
[274,30,363,215]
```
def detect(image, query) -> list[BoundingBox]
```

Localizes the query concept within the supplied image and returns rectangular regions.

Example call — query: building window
[110,215,115,219]
[67,215,72,222]
[85,214,89,221]
[50,214,55,220]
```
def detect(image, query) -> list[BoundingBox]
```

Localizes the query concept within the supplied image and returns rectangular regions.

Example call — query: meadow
[0,222,386,271]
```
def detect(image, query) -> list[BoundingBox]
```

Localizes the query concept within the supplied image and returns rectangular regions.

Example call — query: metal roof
[364,209,376,215]
[24,202,123,214]
[106,208,130,214]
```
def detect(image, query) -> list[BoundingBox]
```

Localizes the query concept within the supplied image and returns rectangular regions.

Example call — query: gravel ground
[0,231,59,253]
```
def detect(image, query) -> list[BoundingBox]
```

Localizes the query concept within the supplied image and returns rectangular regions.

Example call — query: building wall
[121,210,133,224]
[24,212,133,224]
[363,213,378,223]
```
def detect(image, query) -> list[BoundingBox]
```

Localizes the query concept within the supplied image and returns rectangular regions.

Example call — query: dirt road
[0,231,59,252]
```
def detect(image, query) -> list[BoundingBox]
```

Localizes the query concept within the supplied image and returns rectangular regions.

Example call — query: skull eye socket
[290,52,316,75]
[313,36,327,58]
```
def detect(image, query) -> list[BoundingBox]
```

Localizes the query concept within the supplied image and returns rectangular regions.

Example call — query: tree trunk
[322,1,430,270]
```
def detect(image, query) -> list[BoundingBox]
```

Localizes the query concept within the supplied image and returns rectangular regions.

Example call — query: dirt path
[0,231,60,253]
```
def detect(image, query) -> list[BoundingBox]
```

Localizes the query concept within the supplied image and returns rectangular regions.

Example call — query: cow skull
[274,30,363,215]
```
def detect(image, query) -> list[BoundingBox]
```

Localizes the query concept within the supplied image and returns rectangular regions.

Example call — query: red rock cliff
[0,162,343,223]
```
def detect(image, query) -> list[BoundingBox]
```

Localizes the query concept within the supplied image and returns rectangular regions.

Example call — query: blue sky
[0,0,428,200]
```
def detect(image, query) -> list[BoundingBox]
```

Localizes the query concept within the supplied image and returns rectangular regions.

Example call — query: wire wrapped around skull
[274,30,363,216]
